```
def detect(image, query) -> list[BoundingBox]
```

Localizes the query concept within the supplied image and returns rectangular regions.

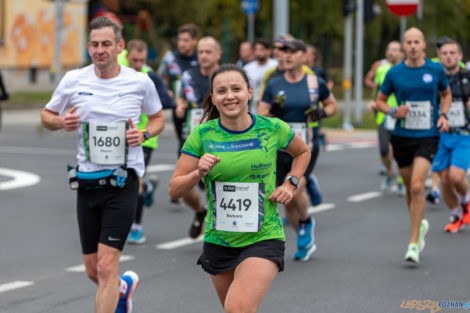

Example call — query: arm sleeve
[317,77,330,101]
[181,126,202,158]
[141,74,162,115]
[379,71,394,96]
[261,81,273,104]
[148,71,175,109]
[276,119,295,150]
[438,67,449,91]
[45,72,73,114]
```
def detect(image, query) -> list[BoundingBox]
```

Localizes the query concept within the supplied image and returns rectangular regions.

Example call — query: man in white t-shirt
[243,38,278,110]
[41,17,165,313]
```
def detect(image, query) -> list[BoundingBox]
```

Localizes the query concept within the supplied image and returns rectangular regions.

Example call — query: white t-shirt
[46,64,162,177]
[243,58,278,100]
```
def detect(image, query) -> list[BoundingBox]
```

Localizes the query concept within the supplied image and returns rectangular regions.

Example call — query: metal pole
[354,0,364,124]
[273,0,289,39]
[53,0,64,87]
[417,0,423,29]
[247,13,255,43]
[342,12,354,131]
[400,16,407,42]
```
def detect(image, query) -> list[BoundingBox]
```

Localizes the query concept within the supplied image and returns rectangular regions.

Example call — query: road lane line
[0,281,34,293]
[146,164,176,173]
[348,191,382,202]
[66,255,135,272]
[0,168,40,191]
[156,236,204,250]
[156,203,336,250]
[308,203,336,214]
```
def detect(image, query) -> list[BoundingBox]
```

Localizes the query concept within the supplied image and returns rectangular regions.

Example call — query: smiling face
[88,26,123,71]
[211,71,252,119]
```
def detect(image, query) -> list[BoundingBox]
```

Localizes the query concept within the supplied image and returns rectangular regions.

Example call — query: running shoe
[127,228,146,244]
[462,202,470,225]
[381,174,394,192]
[418,218,429,252]
[116,271,139,313]
[426,189,440,204]
[404,243,420,263]
[143,175,159,208]
[445,216,464,233]
[189,208,206,239]
[294,242,317,261]
[296,217,315,250]
[397,182,406,197]
[306,174,322,206]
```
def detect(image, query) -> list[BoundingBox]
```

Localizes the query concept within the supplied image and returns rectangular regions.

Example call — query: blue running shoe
[294,243,317,261]
[143,176,158,208]
[296,217,315,250]
[127,228,146,244]
[116,271,139,313]
[306,174,322,206]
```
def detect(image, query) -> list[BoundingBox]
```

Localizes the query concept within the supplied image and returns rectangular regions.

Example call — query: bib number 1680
[92,136,121,147]
[219,198,252,211]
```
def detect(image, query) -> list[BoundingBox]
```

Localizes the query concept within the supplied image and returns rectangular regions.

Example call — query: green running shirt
[181,114,294,247]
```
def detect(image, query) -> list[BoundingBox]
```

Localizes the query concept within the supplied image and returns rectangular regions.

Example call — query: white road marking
[156,203,336,250]
[0,281,34,293]
[0,168,40,191]
[308,203,336,214]
[66,255,135,272]
[348,191,382,202]
[0,146,75,156]
[156,236,204,250]
[146,164,176,173]
[325,142,375,152]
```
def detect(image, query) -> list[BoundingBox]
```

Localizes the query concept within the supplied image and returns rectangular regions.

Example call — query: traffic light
[342,0,355,16]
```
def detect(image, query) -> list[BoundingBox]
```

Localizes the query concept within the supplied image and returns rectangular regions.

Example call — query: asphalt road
[0,115,469,313]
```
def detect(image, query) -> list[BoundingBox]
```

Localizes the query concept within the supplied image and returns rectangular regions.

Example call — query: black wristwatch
[286,175,299,190]
[440,112,448,120]
[142,130,151,140]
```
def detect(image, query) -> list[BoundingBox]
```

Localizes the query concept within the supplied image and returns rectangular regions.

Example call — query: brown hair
[201,64,251,122]
[178,24,199,39]
[88,16,122,42]
[126,39,148,53]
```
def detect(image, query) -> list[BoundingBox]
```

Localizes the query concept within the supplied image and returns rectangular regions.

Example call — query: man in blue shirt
[376,27,452,264]
[259,39,337,261]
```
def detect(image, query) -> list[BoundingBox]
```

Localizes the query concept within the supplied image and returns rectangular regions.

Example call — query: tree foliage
[119,0,470,69]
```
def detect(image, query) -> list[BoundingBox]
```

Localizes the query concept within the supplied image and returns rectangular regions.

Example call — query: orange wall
[0,0,87,68]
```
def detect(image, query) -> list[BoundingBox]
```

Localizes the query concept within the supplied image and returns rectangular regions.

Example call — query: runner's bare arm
[169,153,220,199]
[257,101,272,117]
[437,86,451,132]
[269,135,310,204]
[146,110,166,137]
[322,93,337,117]
[41,106,80,131]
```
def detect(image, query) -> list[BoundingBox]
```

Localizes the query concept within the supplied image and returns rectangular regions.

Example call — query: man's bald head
[402,27,426,63]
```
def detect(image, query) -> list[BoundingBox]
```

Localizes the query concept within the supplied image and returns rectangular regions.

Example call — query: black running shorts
[76,169,139,254]
[197,239,285,275]
[390,135,439,168]
[275,148,319,187]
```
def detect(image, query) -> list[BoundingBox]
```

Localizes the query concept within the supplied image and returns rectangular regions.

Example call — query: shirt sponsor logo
[251,163,272,171]
[78,91,93,96]
[96,126,108,131]
[423,73,433,83]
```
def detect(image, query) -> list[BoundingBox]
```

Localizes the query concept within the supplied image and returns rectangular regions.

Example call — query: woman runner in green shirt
[169,64,310,312]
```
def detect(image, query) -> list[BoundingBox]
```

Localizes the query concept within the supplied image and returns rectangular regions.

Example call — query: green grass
[3,91,53,109]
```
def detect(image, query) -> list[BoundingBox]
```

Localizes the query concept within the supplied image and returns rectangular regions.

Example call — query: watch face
[289,176,299,186]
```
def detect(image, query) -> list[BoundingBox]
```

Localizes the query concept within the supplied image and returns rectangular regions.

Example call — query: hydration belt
[67,165,128,190]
